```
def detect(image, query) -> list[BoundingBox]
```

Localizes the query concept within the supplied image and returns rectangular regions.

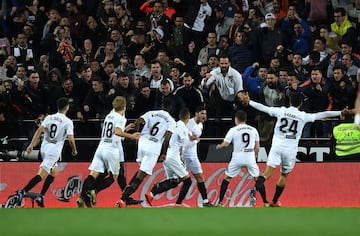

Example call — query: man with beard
[262,69,287,108]
[201,55,243,118]
[257,69,287,143]
[213,7,232,42]
[173,73,204,115]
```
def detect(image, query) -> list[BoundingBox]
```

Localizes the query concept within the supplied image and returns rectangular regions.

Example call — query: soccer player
[88,122,142,206]
[215,110,267,207]
[89,140,143,206]
[16,97,78,207]
[117,98,176,207]
[182,106,213,207]
[145,108,193,207]
[77,96,140,207]
[240,92,347,207]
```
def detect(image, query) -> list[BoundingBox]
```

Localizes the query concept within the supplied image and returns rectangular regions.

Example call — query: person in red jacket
[140,0,176,20]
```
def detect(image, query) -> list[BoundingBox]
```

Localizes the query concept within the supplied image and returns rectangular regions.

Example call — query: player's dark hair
[195,106,206,113]
[162,97,173,112]
[57,97,69,111]
[290,92,303,107]
[235,110,247,122]
[178,107,190,121]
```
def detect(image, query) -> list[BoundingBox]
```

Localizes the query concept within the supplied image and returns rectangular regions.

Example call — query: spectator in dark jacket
[228,31,255,73]
[173,73,204,116]
[298,67,333,138]
[254,13,287,65]
[328,65,354,111]
[12,70,48,146]
[133,81,155,118]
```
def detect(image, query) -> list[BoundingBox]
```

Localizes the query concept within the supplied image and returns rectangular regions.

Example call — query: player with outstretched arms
[240,91,348,206]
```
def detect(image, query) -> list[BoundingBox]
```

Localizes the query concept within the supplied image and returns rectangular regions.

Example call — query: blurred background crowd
[0,0,359,145]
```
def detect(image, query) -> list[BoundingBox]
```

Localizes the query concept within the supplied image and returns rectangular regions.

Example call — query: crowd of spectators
[0,0,359,142]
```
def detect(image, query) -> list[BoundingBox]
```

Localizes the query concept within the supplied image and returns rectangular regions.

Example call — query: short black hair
[140,81,150,89]
[289,92,303,107]
[195,106,206,113]
[57,97,69,111]
[333,64,347,73]
[162,97,173,112]
[235,110,247,122]
[118,71,128,78]
[178,107,190,121]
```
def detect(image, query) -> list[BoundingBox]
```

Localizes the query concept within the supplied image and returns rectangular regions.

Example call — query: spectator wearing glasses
[331,7,356,46]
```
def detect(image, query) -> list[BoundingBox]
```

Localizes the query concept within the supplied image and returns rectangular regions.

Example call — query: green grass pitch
[0,208,359,236]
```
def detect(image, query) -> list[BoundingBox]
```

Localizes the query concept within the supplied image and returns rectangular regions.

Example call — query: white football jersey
[249,101,341,147]
[184,118,202,155]
[99,109,126,148]
[139,110,176,153]
[224,123,259,153]
[167,120,190,157]
[41,113,74,157]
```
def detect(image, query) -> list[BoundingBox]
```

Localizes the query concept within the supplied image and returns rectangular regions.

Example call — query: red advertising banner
[1,162,359,208]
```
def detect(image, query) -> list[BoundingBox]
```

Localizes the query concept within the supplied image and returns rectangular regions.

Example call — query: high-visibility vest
[333,123,360,157]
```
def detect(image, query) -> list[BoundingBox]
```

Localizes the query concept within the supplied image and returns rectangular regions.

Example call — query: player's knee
[137,170,147,180]
[280,172,288,179]
[194,173,204,182]
[224,175,232,181]
[278,173,288,186]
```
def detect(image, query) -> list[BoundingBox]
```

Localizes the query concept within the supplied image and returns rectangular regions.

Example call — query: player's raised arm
[249,100,274,116]
[313,110,342,120]
[238,91,276,116]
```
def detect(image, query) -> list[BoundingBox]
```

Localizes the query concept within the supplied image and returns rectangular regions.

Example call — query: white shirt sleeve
[249,100,274,116]
[205,73,216,87]
[313,111,341,120]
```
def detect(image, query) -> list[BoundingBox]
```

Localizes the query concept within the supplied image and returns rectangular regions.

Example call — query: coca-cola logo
[139,167,255,207]
[52,175,82,202]
[2,194,22,208]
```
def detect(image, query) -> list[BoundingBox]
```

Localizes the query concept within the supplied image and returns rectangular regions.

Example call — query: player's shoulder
[64,115,74,125]
[246,124,258,131]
